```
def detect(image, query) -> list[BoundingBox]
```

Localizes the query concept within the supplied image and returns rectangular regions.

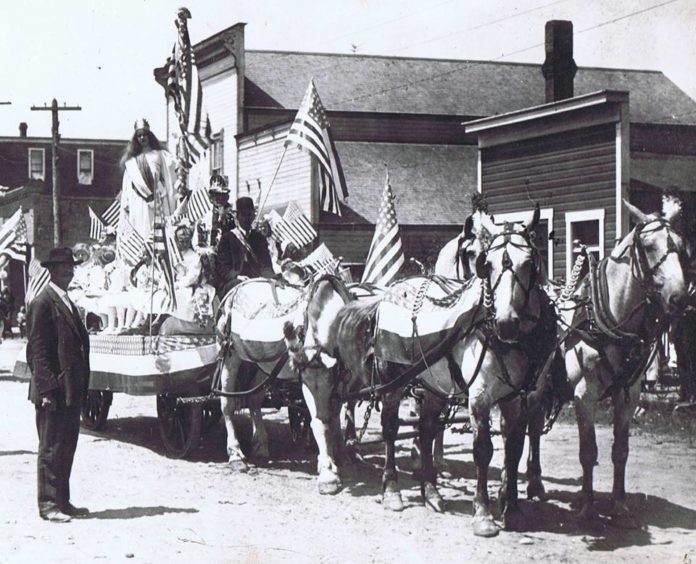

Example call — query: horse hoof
[318,478,342,495]
[503,506,525,532]
[228,459,250,473]
[250,444,270,460]
[608,502,639,529]
[422,483,445,513]
[576,504,604,532]
[472,516,500,538]
[526,479,547,501]
[383,490,405,512]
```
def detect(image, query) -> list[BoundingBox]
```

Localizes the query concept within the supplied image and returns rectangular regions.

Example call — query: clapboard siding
[238,134,313,218]
[203,71,238,193]
[482,124,617,279]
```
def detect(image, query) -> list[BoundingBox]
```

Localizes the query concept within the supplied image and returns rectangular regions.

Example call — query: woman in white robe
[118,118,178,240]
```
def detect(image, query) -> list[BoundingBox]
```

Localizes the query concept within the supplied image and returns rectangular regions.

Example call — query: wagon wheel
[81,390,113,431]
[288,405,312,446]
[202,401,222,432]
[156,394,203,459]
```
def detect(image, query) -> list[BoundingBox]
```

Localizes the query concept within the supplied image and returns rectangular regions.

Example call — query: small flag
[0,208,28,262]
[284,79,348,216]
[117,217,148,266]
[89,206,105,241]
[26,259,50,304]
[361,170,405,287]
[185,187,213,223]
[101,198,121,228]
[299,243,340,277]
[153,222,178,311]
[269,201,318,250]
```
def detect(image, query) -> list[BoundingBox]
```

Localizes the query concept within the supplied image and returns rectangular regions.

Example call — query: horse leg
[574,390,602,527]
[470,396,499,537]
[341,399,362,464]
[249,407,269,460]
[220,354,250,472]
[302,379,341,495]
[608,385,640,528]
[526,405,547,501]
[418,391,446,512]
[498,399,528,532]
[381,392,404,512]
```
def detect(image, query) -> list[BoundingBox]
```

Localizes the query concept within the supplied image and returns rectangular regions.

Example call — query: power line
[333,0,681,107]
[394,0,572,55]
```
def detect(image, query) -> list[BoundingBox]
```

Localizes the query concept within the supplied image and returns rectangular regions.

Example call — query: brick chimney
[541,20,577,103]
[19,122,27,137]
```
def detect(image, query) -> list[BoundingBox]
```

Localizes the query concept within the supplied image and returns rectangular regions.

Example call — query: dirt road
[1,339,695,564]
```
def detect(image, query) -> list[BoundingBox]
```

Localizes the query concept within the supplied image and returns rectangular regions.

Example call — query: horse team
[213,200,688,538]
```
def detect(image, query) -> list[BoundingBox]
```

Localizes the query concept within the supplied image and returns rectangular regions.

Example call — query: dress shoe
[40,508,71,523]
[62,503,89,517]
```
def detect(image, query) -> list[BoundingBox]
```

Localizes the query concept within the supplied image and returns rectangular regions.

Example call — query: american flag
[361,171,405,287]
[101,198,120,228]
[0,208,28,263]
[165,7,211,193]
[117,216,149,266]
[269,201,318,250]
[153,222,178,311]
[26,258,50,304]
[182,187,213,223]
[89,206,105,241]
[299,243,340,278]
[284,80,348,216]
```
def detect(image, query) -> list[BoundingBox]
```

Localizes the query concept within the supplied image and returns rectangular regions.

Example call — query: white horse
[559,200,687,528]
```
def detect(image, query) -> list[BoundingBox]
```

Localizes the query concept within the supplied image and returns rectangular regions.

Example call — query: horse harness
[560,219,682,401]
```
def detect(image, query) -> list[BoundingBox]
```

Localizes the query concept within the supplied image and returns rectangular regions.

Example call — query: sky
[2,0,695,140]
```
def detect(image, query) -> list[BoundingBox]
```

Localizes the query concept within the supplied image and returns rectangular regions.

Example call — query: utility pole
[31,99,81,245]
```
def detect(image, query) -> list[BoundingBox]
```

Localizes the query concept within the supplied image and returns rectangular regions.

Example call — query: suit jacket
[216,228,274,295]
[27,286,91,406]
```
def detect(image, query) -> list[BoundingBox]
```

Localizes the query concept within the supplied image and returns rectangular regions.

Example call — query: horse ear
[475,252,490,279]
[526,204,540,232]
[623,198,649,224]
[464,215,475,240]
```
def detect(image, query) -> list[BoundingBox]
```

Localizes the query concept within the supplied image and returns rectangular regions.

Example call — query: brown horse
[558,200,687,528]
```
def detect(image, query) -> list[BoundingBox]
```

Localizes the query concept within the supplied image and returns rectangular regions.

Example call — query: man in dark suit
[216,197,274,299]
[27,247,91,522]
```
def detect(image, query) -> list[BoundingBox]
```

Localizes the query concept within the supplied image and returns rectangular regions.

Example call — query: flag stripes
[270,201,318,250]
[26,259,50,304]
[284,79,348,216]
[299,243,340,277]
[153,222,178,311]
[361,172,405,287]
[101,198,120,227]
[117,217,149,266]
[185,187,213,223]
[0,208,28,263]
[89,206,105,241]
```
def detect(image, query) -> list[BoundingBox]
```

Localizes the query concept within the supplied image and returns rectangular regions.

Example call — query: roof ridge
[245,49,664,75]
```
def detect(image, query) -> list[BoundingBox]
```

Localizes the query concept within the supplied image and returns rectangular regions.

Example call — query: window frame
[77,149,94,185]
[28,148,45,180]
[210,129,224,176]
[565,208,605,281]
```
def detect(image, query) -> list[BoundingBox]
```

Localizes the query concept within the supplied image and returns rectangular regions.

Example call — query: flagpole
[256,145,288,218]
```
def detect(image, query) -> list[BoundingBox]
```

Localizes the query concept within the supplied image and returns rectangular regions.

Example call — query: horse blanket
[374,276,484,365]
[227,278,309,364]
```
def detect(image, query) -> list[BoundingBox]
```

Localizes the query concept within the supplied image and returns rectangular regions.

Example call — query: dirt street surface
[1,338,695,564]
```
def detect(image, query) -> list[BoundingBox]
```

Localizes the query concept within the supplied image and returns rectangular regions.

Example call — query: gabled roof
[244,51,696,125]
[331,141,478,225]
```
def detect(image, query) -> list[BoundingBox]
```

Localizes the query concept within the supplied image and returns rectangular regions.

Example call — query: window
[494,208,554,279]
[210,130,224,176]
[565,209,605,281]
[77,149,94,185]
[28,148,45,180]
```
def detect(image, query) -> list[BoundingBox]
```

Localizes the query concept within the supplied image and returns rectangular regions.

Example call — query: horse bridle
[630,218,683,299]
[481,225,541,321]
